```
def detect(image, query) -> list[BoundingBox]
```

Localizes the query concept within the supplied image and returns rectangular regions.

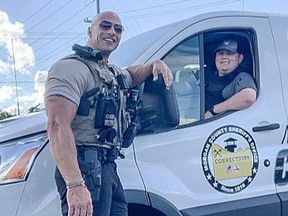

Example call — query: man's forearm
[48,125,82,184]
[127,60,173,89]
[214,88,257,114]
[45,96,82,185]
[127,63,153,87]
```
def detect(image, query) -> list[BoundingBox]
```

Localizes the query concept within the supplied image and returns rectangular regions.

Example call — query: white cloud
[0,59,10,74]
[34,70,47,94]
[15,70,47,112]
[0,10,38,114]
[33,70,47,106]
[0,85,15,101]
[0,10,35,75]
[0,69,47,114]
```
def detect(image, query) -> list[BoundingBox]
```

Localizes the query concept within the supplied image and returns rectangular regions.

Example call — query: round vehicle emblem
[201,125,259,194]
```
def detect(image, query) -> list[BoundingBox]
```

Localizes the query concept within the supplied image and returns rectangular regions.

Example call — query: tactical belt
[76,145,119,163]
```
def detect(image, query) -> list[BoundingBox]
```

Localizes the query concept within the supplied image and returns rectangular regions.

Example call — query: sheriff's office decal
[201,125,259,194]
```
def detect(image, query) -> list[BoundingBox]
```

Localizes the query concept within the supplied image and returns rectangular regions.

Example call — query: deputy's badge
[201,125,259,193]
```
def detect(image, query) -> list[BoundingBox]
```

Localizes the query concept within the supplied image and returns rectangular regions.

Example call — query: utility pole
[85,0,100,23]
[11,38,20,116]
[97,0,100,14]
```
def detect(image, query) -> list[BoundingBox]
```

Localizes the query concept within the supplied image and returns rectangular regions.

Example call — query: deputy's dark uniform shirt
[205,68,257,111]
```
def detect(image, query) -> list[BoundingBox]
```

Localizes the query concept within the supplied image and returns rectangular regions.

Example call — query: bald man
[45,11,173,216]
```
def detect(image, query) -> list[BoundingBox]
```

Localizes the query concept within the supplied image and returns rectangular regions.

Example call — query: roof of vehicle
[110,10,278,67]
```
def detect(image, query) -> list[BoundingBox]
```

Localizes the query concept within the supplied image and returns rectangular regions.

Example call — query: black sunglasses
[99,20,124,34]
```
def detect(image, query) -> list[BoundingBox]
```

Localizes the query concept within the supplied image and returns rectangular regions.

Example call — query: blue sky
[0,0,288,115]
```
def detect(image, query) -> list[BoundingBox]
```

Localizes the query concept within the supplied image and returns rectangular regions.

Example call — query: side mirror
[137,74,180,134]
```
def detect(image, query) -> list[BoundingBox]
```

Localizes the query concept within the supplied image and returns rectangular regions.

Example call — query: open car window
[162,29,257,126]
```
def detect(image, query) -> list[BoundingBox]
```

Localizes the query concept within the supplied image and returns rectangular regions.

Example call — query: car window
[163,36,201,125]
[162,29,256,127]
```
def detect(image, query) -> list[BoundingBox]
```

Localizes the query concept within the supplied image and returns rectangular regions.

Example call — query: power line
[119,0,242,19]
[118,0,196,14]
[7,0,33,16]
[2,4,94,82]
[35,34,84,67]
[26,0,74,32]
[1,0,243,88]
[123,0,240,15]
[16,36,84,84]
[22,0,55,23]
[0,81,44,84]
[31,19,83,49]
[0,32,81,36]
[30,0,93,49]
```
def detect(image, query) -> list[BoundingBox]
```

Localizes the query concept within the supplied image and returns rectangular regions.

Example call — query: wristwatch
[208,106,218,116]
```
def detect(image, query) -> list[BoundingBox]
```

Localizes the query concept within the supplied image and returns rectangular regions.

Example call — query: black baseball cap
[214,39,238,53]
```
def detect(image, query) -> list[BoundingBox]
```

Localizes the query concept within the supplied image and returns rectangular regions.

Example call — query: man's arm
[205,88,257,119]
[45,95,92,215]
[127,60,173,89]
[45,95,81,182]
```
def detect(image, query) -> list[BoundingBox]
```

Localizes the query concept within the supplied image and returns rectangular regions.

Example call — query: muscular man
[45,11,173,216]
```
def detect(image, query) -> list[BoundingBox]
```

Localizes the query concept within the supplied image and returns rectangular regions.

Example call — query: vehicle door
[133,14,287,215]
[269,15,288,216]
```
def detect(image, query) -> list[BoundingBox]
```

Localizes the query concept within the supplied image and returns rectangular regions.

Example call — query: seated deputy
[204,39,257,119]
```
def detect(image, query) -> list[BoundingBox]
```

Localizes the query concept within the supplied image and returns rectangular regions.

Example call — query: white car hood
[0,111,47,143]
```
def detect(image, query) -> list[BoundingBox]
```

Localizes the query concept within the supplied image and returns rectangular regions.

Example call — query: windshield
[109,24,172,67]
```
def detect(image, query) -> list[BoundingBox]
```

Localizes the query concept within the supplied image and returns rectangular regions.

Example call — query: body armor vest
[63,54,129,148]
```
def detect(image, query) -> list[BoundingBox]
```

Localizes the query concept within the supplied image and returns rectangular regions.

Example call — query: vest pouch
[94,95,118,128]
[77,88,99,116]
[77,96,91,116]
[122,123,137,148]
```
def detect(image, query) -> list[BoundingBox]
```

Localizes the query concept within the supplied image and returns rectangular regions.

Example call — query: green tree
[0,110,15,120]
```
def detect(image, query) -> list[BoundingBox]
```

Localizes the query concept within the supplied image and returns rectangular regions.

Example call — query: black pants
[55,153,128,216]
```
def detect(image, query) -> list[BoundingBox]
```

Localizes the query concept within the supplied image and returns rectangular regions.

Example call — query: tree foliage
[0,110,15,120]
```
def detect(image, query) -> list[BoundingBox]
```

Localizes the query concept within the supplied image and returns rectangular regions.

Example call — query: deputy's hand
[204,111,214,119]
[67,186,93,216]
[151,60,173,90]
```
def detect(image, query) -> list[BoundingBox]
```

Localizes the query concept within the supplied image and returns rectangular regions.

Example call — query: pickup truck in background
[0,11,288,216]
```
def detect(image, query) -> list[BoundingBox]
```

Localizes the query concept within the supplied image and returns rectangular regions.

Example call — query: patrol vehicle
[1,11,288,216]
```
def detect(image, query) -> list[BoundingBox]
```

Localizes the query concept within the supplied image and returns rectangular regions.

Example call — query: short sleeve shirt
[44,57,132,106]
[205,70,257,111]
[222,72,257,99]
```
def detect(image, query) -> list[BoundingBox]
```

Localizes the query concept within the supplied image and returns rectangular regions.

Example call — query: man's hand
[151,60,173,90]
[204,111,214,119]
[127,60,173,89]
[67,186,93,216]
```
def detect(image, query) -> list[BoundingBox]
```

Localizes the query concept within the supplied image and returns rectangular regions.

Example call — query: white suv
[1,11,288,216]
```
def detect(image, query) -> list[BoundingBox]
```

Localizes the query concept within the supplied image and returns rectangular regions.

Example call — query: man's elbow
[46,117,60,135]
[242,90,257,108]
[243,97,256,108]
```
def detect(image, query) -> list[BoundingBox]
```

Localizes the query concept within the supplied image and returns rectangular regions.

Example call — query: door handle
[252,123,280,132]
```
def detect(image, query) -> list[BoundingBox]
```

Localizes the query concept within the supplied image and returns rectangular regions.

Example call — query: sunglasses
[99,20,124,34]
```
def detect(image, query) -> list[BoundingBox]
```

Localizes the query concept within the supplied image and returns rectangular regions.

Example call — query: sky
[0,0,288,115]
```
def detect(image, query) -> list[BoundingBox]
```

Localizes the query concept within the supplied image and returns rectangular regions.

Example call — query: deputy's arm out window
[202,30,257,118]
[162,36,201,126]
